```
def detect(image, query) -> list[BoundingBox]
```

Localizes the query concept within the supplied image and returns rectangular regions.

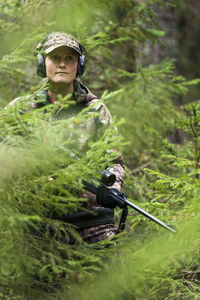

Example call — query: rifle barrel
[125,198,176,233]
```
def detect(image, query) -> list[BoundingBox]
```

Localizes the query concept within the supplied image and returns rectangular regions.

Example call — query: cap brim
[44,44,81,55]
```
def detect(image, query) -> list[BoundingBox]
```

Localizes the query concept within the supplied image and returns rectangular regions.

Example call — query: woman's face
[45,46,78,87]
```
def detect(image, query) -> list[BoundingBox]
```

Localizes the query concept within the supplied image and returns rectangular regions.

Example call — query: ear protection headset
[36,43,85,78]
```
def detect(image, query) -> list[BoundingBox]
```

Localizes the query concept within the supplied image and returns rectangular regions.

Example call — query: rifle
[83,171,176,234]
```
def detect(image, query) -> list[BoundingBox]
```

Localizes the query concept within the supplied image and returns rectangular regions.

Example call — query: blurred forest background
[0,0,200,299]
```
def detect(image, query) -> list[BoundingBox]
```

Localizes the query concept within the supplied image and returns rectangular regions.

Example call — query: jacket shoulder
[4,91,48,110]
[4,95,30,109]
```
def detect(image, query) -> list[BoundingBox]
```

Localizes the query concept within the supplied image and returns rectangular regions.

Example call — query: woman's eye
[51,55,59,61]
[66,56,73,61]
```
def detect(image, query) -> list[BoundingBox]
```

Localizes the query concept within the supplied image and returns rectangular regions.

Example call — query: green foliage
[1,0,200,299]
[0,91,125,299]
[64,218,200,300]
[107,60,185,167]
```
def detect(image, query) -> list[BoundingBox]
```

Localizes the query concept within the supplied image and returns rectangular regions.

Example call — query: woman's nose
[58,59,66,67]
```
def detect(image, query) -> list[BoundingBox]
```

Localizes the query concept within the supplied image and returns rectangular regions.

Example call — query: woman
[7,32,125,243]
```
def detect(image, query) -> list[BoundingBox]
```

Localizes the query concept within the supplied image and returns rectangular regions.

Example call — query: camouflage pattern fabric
[107,164,124,191]
[78,223,116,244]
[36,32,82,55]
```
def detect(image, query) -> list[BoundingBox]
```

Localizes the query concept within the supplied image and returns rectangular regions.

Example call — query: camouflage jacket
[6,79,124,228]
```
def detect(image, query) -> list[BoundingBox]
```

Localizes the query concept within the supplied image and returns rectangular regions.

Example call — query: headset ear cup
[76,43,85,76]
[77,56,85,76]
[37,54,46,78]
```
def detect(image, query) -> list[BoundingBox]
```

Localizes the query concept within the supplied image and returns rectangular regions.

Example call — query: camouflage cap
[36,32,82,55]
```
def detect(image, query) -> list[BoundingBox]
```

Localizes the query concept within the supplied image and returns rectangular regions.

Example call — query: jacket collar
[72,79,98,104]
[38,79,97,107]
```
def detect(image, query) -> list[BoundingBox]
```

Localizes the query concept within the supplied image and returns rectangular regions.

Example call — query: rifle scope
[99,170,116,186]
